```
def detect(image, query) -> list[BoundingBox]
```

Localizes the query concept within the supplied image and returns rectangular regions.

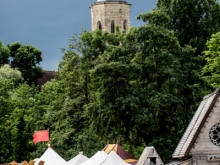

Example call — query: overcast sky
[0,0,157,71]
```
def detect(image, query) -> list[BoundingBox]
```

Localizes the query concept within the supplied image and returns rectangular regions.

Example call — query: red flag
[33,130,49,144]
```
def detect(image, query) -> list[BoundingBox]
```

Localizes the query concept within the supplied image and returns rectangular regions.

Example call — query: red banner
[33,130,49,144]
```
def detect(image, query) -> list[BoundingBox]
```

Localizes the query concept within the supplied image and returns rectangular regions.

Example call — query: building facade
[90,0,131,33]
[169,89,220,165]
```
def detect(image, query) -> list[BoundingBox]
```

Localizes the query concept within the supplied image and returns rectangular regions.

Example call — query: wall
[91,2,131,32]
[189,96,220,165]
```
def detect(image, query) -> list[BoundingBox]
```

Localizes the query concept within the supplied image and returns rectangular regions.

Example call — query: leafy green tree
[0,66,23,163]
[135,10,204,162]
[85,29,141,146]
[202,32,220,88]
[156,0,220,58]
[52,47,104,159]
[9,83,39,162]
[0,40,10,65]
[0,77,14,163]
[8,42,44,86]
[0,64,23,83]
[32,46,104,159]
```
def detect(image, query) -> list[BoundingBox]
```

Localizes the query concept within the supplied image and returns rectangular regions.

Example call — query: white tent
[34,147,69,165]
[68,153,89,165]
[101,151,130,165]
[79,151,107,165]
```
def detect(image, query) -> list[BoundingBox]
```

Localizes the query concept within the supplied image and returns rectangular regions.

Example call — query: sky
[0,0,157,71]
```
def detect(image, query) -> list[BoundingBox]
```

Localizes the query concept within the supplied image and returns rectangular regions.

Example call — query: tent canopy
[102,144,137,165]
[68,153,89,165]
[102,151,131,165]
[34,148,69,165]
[80,151,107,165]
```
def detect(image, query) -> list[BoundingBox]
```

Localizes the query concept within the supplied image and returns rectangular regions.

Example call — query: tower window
[111,21,115,33]
[123,20,127,32]
[97,21,102,30]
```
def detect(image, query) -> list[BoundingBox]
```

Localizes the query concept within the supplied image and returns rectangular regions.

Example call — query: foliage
[202,32,220,89]
[0,77,14,163]
[31,41,104,159]
[156,0,220,59]
[8,42,44,86]
[136,10,204,162]
[0,64,23,83]
[85,29,141,145]
[1,1,219,163]
[0,61,23,163]
[0,40,10,65]
[9,84,39,162]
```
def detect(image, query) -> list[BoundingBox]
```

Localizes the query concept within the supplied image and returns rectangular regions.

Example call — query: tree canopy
[202,32,220,89]
[156,0,220,58]
[0,41,10,65]
[1,0,220,163]
[8,42,44,86]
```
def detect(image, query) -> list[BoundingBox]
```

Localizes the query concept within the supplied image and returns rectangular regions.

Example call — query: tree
[156,0,220,58]
[0,64,23,83]
[136,10,204,162]
[0,66,23,163]
[51,42,104,159]
[9,83,38,162]
[0,40,10,65]
[0,77,14,163]
[54,22,204,162]
[85,29,141,146]
[8,42,44,86]
[31,42,104,159]
[202,32,220,88]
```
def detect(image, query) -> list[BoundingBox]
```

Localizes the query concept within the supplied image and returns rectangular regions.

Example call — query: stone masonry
[90,1,131,33]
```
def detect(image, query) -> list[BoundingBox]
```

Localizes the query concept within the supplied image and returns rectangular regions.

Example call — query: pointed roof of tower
[172,88,220,158]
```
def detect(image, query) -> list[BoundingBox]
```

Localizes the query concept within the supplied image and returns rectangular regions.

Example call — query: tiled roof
[38,70,56,88]
[172,89,220,158]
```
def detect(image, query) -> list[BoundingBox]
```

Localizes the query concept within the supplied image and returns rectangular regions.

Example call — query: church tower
[90,0,131,33]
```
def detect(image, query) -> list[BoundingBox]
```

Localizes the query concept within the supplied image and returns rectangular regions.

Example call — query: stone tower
[90,0,131,33]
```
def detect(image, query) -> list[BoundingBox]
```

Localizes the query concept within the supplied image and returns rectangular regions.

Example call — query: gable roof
[34,147,69,165]
[102,144,137,165]
[172,88,220,158]
[136,146,164,165]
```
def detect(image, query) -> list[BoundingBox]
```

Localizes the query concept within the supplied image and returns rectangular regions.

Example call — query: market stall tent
[34,147,69,165]
[101,151,130,165]
[79,151,107,165]
[103,144,137,165]
[68,153,89,165]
